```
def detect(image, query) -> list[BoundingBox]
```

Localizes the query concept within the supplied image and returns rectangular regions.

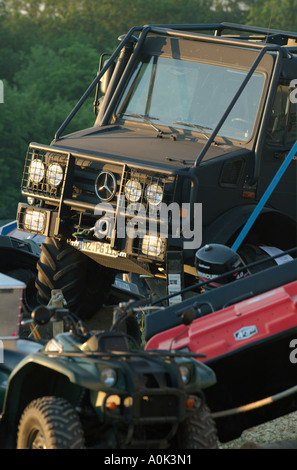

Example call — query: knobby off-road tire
[36,237,115,320]
[174,403,218,449]
[7,267,38,314]
[17,396,85,449]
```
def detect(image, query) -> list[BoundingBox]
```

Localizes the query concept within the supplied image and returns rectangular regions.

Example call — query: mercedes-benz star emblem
[95,171,117,201]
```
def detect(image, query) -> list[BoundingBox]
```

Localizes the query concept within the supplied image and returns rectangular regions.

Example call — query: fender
[2,351,113,419]
[202,204,296,248]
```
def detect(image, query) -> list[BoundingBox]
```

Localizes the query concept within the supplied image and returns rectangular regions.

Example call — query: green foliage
[246,0,297,31]
[0,0,294,218]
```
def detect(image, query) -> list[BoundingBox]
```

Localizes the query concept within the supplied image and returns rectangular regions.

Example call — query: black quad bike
[0,279,218,449]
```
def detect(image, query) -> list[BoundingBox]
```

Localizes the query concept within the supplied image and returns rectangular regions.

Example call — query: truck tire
[7,267,38,314]
[36,237,115,319]
[17,396,85,449]
[174,403,218,449]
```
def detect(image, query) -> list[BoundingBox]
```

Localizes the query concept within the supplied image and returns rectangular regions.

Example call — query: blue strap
[231,140,297,252]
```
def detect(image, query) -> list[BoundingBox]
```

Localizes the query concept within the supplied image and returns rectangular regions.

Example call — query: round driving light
[101,368,117,387]
[28,159,45,183]
[46,163,63,187]
[146,183,163,206]
[125,179,142,202]
[179,365,191,385]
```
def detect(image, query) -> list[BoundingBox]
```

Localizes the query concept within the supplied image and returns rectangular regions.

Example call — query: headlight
[179,365,191,385]
[23,210,46,233]
[28,159,45,183]
[146,183,163,206]
[142,235,163,257]
[46,163,63,187]
[125,179,142,202]
[44,339,64,354]
[101,368,117,387]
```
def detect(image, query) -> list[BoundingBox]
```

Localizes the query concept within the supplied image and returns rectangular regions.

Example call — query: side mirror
[179,307,196,326]
[31,305,69,325]
[31,305,53,325]
[100,59,116,95]
[94,54,115,115]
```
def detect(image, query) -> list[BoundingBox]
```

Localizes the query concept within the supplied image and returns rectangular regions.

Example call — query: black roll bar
[53,22,288,151]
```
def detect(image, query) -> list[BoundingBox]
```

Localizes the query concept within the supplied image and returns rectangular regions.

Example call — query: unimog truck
[16,23,297,316]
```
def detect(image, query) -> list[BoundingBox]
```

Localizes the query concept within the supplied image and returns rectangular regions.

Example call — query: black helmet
[195,244,248,288]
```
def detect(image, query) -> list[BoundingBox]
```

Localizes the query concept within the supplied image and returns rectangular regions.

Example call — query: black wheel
[36,237,115,319]
[173,403,218,449]
[238,244,281,274]
[17,396,85,449]
[7,267,38,314]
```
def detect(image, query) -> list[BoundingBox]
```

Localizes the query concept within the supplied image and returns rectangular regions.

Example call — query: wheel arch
[2,361,84,432]
[0,247,38,274]
[203,205,297,250]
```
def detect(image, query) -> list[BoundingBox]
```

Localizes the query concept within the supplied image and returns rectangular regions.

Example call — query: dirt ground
[220,412,297,449]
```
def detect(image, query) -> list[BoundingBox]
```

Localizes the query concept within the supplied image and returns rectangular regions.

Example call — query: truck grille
[21,145,177,260]
[73,158,123,207]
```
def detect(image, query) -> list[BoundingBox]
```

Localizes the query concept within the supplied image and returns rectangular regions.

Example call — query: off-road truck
[16,22,297,316]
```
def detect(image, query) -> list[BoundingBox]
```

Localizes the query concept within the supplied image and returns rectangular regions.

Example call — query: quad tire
[17,396,85,449]
[36,237,115,319]
[174,403,218,449]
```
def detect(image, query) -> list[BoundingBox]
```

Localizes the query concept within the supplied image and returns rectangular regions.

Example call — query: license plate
[71,240,125,258]
[82,240,120,257]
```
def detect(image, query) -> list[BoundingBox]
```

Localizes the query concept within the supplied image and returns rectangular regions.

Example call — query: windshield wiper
[172,121,213,140]
[121,113,165,137]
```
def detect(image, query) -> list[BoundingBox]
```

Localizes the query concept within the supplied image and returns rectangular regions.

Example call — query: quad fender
[173,356,216,389]
[2,351,104,422]
[203,205,297,250]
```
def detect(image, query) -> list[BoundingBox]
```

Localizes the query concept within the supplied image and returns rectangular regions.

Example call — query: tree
[0,0,283,219]
[247,0,297,31]
[0,38,98,218]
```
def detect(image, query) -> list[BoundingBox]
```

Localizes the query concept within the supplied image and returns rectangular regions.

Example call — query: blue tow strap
[231,140,297,252]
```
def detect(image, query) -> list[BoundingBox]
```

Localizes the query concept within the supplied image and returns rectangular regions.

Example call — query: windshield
[116,55,265,142]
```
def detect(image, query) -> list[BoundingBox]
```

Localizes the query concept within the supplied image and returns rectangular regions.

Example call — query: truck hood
[51,124,241,170]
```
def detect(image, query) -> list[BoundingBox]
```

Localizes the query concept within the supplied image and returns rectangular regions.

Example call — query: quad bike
[0,275,218,449]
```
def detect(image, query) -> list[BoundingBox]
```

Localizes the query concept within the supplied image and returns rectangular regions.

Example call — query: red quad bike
[144,247,297,444]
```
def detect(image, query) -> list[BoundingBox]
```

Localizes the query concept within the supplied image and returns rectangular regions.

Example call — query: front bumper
[94,386,202,447]
[16,143,199,272]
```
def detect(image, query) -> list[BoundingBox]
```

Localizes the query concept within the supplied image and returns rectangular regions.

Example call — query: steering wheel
[231,117,249,126]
